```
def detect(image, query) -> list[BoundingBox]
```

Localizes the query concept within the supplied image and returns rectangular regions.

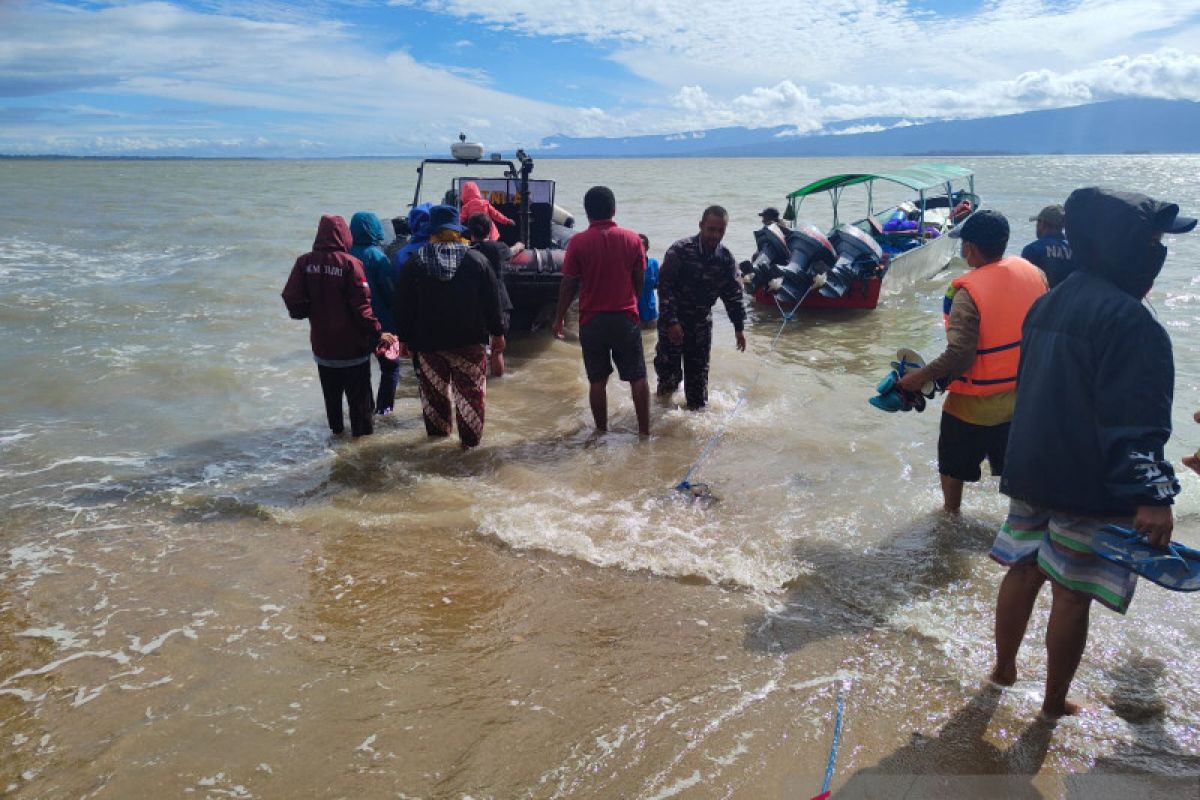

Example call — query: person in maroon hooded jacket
[282,215,396,437]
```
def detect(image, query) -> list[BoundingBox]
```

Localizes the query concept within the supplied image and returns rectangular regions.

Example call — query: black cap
[949,209,1010,251]
[1154,203,1197,234]
[1065,186,1197,296]
[1066,187,1197,241]
[758,207,781,220]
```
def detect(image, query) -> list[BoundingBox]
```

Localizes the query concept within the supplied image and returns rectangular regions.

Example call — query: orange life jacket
[943,256,1046,396]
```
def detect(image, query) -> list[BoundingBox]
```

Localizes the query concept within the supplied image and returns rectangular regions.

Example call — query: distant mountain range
[533,99,1200,158]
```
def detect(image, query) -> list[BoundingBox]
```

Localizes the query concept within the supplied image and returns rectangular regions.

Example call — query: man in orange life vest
[898,210,1047,513]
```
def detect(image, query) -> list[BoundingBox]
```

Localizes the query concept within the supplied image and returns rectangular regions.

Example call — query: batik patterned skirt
[413,346,488,448]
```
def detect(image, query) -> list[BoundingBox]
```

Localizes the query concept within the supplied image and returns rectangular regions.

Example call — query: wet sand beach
[2,156,1199,797]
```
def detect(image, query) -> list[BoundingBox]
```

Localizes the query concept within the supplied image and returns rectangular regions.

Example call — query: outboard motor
[748,222,837,304]
[820,224,885,298]
[745,223,791,291]
[776,223,837,304]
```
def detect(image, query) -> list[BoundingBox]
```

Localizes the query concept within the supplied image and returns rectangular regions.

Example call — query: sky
[0,0,1198,156]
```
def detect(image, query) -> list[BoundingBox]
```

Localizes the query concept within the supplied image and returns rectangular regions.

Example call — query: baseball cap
[758,207,781,220]
[948,209,1010,251]
[1029,204,1065,228]
[1154,202,1197,234]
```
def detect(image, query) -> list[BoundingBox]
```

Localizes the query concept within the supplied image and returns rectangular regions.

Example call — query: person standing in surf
[551,185,650,436]
[897,210,1046,513]
[637,233,659,329]
[654,206,747,410]
[1021,204,1074,288]
[350,211,403,415]
[282,214,394,437]
[987,187,1194,719]
[393,205,506,449]
[466,212,515,377]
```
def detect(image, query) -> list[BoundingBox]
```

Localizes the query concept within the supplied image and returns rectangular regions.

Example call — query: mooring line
[674,284,814,495]
[811,680,847,800]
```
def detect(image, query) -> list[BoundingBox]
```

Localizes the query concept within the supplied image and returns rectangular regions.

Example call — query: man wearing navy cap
[988,187,1195,719]
[898,209,1047,513]
[1021,204,1074,288]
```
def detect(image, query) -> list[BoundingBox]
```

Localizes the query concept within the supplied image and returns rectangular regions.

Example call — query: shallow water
[2,155,1200,797]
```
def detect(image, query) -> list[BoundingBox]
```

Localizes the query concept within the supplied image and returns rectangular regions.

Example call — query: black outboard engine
[819,224,884,298]
[748,222,837,304]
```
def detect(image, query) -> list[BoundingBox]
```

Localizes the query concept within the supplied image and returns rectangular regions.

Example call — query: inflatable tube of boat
[507,247,565,274]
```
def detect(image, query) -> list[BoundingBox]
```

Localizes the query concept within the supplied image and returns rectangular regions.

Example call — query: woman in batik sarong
[393,204,507,448]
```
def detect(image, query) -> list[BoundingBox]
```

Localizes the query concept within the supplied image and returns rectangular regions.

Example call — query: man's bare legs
[1042,581,1091,718]
[589,380,608,432]
[940,474,964,514]
[631,377,650,436]
[991,564,1047,686]
[590,377,650,436]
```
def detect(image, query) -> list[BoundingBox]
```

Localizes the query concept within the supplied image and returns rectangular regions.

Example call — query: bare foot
[988,664,1016,687]
[1040,698,1083,719]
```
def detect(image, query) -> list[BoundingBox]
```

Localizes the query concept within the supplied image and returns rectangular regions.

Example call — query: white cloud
[0,1,1197,154]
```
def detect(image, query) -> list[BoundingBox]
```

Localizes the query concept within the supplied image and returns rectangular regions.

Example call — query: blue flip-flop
[1093,525,1200,592]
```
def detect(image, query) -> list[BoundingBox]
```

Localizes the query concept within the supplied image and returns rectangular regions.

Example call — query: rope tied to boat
[811,679,847,800]
[674,284,815,496]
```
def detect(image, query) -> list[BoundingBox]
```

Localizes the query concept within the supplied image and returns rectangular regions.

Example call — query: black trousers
[654,316,714,408]
[317,361,374,436]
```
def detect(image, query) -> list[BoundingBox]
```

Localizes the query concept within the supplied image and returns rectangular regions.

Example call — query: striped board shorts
[990,498,1138,614]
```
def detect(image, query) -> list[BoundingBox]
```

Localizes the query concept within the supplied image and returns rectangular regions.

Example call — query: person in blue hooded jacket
[393,203,433,276]
[350,211,402,415]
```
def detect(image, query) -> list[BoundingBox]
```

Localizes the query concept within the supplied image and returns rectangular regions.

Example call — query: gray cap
[1029,204,1065,228]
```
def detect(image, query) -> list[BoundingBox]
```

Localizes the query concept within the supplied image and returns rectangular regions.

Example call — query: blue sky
[0,0,1197,156]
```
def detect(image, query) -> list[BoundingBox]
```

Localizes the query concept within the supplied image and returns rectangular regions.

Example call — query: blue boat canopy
[786,163,975,199]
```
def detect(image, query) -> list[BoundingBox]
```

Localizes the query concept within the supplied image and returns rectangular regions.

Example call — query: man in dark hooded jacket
[988,187,1195,718]
[282,215,395,437]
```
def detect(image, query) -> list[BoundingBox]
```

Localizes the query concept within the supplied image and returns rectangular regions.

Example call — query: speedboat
[743,164,979,310]
[391,136,577,330]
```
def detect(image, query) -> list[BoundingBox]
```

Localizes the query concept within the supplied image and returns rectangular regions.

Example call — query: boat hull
[753,275,883,310]
[882,231,959,286]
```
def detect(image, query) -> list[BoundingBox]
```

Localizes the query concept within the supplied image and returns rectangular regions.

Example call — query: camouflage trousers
[653,316,713,408]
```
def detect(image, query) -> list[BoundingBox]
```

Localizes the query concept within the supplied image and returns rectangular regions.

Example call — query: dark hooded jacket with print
[394,236,504,353]
[1000,188,1180,515]
[282,215,381,362]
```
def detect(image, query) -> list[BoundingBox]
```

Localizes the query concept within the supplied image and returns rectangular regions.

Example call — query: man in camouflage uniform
[654,205,747,409]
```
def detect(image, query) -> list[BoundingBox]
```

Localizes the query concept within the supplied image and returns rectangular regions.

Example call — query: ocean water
[1,155,1199,797]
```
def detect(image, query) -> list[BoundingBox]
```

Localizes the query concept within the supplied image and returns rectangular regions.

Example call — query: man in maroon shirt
[552,186,650,436]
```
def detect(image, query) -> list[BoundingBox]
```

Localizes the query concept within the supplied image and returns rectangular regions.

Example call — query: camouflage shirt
[658,234,746,331]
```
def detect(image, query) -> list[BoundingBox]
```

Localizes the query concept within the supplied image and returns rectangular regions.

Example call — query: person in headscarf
[393,203,433,274]
[282,215,394,437]
[458,181,513,241]
[350,211,402,415]
[393,205,506,448]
